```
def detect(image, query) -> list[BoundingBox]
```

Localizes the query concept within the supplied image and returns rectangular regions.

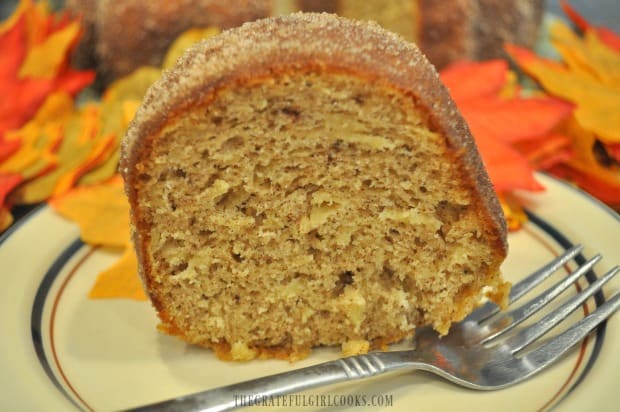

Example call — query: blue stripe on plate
[28,210,608,411]
[30,238,85,411]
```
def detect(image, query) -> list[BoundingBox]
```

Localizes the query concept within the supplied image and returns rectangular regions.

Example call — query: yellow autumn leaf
[507,21,620,144]
[0,92,72,178]
[45,27,223,300]
[162,27,220,69]
[88,247,147,301]
[0,207,13,232]
[560,117,620,190]
[78,69,160,186]
[49,175,130,248]
[19,21,81,78]
[11,101,118,203]
[550,22,620,87]
[499,194,528,232]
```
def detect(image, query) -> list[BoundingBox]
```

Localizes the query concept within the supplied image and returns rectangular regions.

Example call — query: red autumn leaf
[507,5,620,209]
[0,9,95,139]
[0,15,26,84]
[0,173,23,205]
[458,97,573,143]
[514,133,573,170]
[440,60,572,194]
[440,59,508,102]
[0,137,21,162]
[473,132,544,193]
[607,143,620,163]
[549,163,620,205]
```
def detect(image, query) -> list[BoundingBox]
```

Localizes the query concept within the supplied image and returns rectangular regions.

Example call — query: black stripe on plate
[28,211,607,411]
[525,210,606,400]
[0,204,45,248]
[30,238,85,411]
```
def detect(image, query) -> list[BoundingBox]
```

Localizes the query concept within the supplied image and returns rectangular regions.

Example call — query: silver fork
[130,245,620,412]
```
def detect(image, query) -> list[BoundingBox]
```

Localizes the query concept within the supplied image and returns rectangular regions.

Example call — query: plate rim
[1,173,618,411]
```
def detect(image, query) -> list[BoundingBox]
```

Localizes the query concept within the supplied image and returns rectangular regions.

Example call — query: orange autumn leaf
[506,35,620,143]
[472,130,544,193]
[0,207,13,230]
[0,91,71,178]
[0,2,94,139]
[0,91,71,227]
[88,247,146,301]
[440,59,572,194]
[439,59,508,101]
[0,137,21,162]
[50,174,146,300]
[607,143,620,163]
[0,0,95,222]
[0,174,23,209]
[49,174,130,247]
[459,97,573,143]
[506,5,620,209]
[0,174,22,231]
[499,193,528,232]
[514,133,573,170]
[11,99,118,204]
[555,118,620,204]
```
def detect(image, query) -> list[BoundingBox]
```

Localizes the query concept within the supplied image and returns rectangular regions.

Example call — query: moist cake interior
[133,70,506,359]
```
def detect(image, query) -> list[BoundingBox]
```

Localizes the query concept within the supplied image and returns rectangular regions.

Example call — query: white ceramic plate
[0,173,618,412]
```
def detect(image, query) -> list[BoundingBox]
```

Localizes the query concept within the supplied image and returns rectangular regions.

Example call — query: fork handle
[129,351,421,412]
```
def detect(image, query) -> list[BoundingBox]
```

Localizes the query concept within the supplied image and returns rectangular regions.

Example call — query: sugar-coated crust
[123,12,507,233]
[121,12,508,319]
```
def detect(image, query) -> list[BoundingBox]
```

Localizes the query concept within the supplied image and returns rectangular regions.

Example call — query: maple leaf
[0,0,95,225]
[49,175,146,300]
[88,247,146,301]
[49,175,130,248]
[0,2,95,138]
[506,3,620,209]
[0,174,22,231]
[560,0,620,53]
[440,59,573,194]
[0,90,117,207]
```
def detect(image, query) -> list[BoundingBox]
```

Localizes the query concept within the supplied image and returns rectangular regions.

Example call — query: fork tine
[503,266,619,353]
[516,291,620,380]
[467,245,584,323]
[480,255,601,343]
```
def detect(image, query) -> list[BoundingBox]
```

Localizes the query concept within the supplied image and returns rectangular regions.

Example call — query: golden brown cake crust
[121,13,508,359]
[122,12,507,241]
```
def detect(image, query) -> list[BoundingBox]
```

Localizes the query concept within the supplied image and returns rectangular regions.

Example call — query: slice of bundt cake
[121,13,509,361]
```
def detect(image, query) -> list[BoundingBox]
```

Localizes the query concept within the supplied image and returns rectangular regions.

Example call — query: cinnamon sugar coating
[122,13,509,360]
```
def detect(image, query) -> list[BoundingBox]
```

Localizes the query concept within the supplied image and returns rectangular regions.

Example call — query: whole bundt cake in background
[67,0,271,84]
[290,0,545,69]
[67,0,544,85]
[121,13,509,361]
